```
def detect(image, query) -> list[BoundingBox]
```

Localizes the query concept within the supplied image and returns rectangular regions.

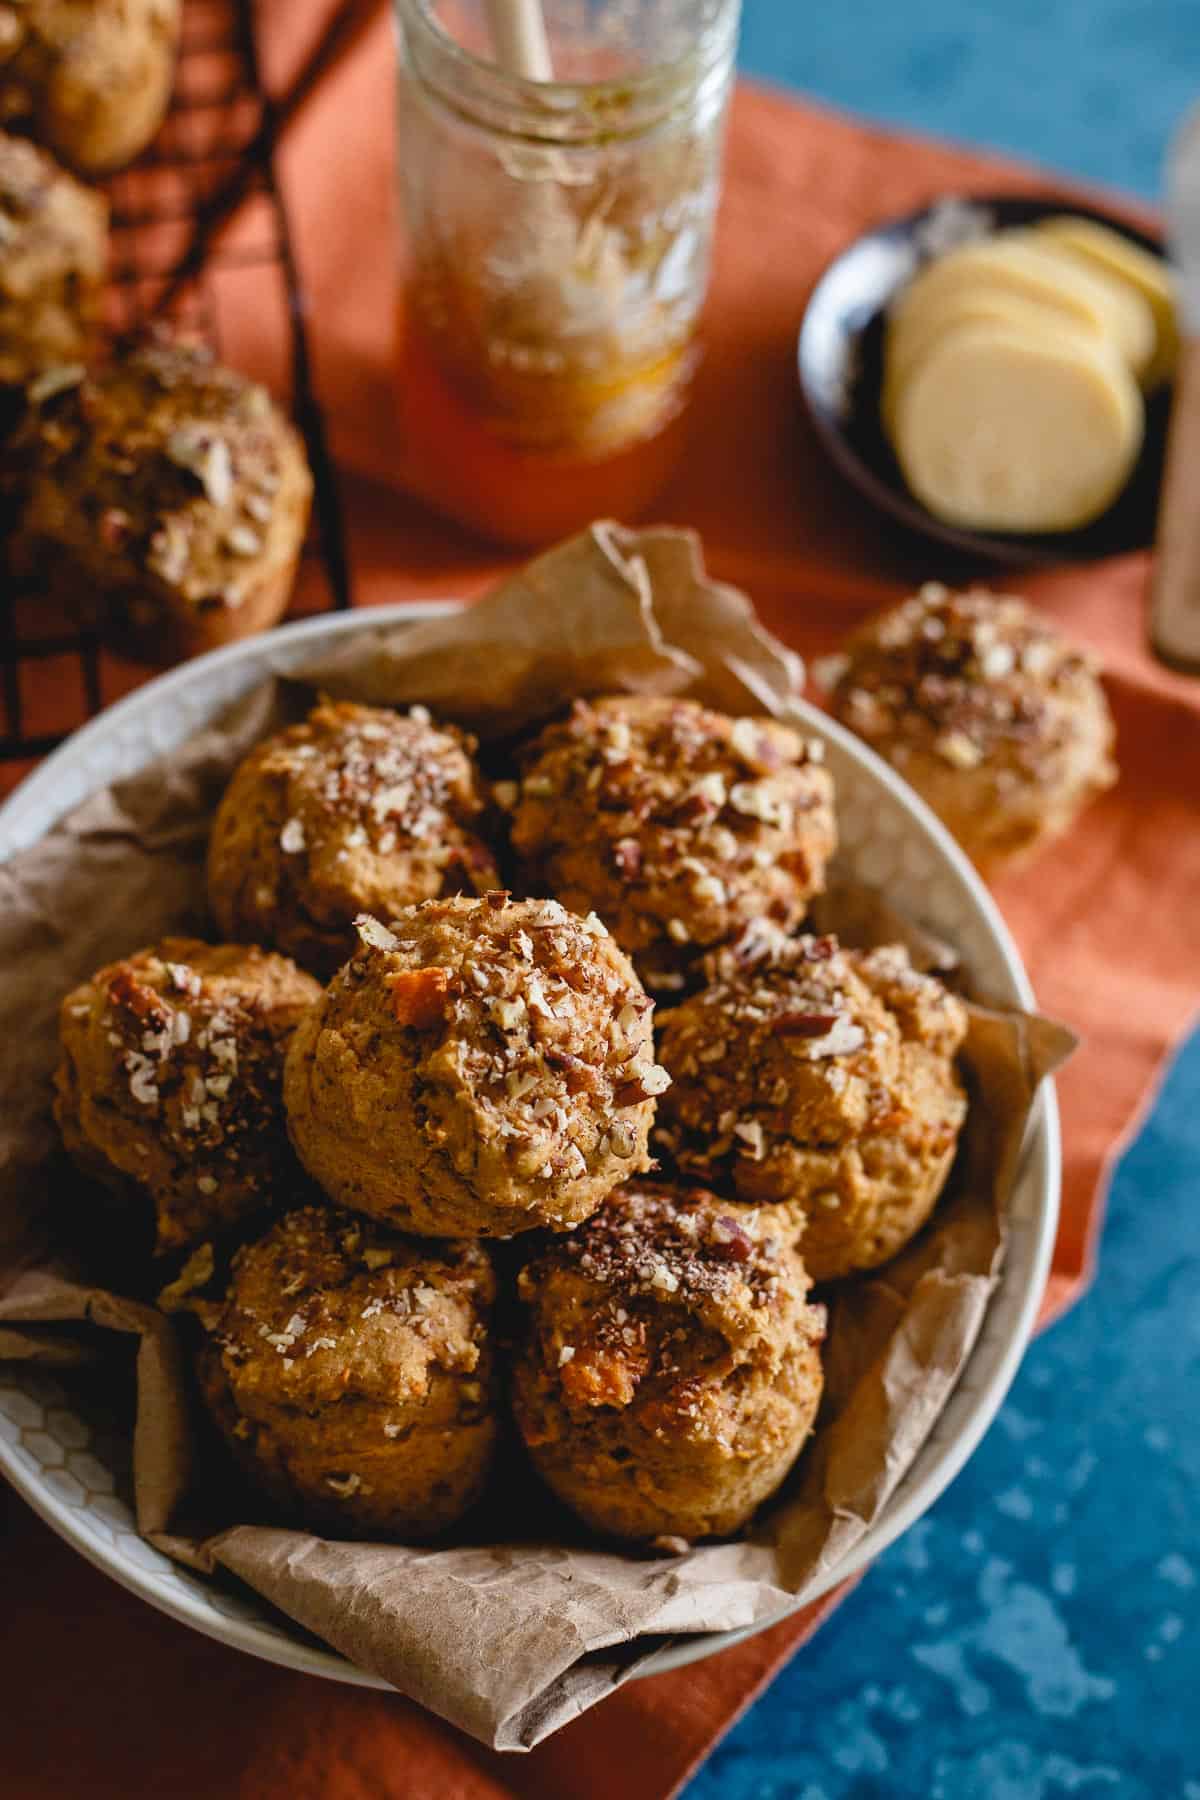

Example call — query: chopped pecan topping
[99,508,133,552]
[545,1049,599,1095]
[612,1063,670,1107]
[107,968,171,1029]
[773,1011,841,1037]
[612,837,642,879]
[711,1216,753,1260]
[354,915,398,951]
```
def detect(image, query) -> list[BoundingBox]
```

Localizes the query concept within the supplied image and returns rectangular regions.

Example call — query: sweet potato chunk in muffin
[512,1181,825,1542]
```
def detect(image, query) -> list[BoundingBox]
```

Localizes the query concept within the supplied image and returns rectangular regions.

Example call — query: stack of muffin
[1,1,313,663]
[55,686,984,1547]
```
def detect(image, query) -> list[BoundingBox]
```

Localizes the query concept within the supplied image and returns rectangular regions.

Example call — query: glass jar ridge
[396,0,739,147]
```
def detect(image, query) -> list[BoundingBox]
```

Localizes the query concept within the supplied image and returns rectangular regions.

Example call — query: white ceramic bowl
[0,604,1059,1689]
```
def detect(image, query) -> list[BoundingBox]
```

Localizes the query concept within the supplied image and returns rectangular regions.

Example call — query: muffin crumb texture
[513,1180,826,1542]
[16,337,312,661]
[0,0,181,174]
[508,695,836,992]
[284,895,667,1238]
[199,1205,497,1538]
[822,583,1116,871]
[55,938,322,1252]
[655,928,968,1281]
[0,130,107,391]
[208,700,500,978]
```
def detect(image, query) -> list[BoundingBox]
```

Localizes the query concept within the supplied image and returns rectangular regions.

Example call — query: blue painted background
[685,7,1200,1796]
[740,0,1194,200]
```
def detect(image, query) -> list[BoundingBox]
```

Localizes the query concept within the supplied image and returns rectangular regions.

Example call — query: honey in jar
[393,0,740,544]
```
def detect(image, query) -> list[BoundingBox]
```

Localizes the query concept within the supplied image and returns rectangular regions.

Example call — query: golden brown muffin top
[260,700,487,854]
[22,335,311,605]
[517,1181,823,1414]
[0,0,177,108]
[0,0,176,59]
[60,937,320,1177]
[335,897,667,1178]
[656,930,967,1170]
[820,583,1110,782]
[507,694,835,987]
[213,700,498,921]
[0,128,106,387]
[0,128,106,281]
[207,1205,494,1412]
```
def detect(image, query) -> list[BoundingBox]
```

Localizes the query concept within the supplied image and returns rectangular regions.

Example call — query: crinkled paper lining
[0,524,1073,1749]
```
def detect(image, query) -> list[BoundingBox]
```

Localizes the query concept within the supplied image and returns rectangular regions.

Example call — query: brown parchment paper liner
[0,524,1074,1751]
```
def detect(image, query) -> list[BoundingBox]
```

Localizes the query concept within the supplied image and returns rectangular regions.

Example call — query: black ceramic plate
[797,193,1171,565]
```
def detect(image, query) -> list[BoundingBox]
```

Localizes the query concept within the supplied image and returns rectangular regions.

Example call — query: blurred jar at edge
[393,0,741,546]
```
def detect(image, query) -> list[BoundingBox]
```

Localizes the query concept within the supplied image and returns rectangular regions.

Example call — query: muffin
[207,700,500,979]
[506,695,836,994]
[819,583,1117,872]
[15,337,313,662]
[284,898,667,1238]
[655,930,968,1282]
[512,1181,826,1543]
[198,1205,497,1539]
[55,938,322,1253]
[0,0,180,175]
[0,131,106,391]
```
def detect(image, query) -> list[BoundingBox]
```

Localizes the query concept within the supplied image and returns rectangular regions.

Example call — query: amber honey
[393,1,737,546]
[396,302,698,545]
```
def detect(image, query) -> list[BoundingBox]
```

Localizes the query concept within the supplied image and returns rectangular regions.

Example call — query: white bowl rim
[0,601,1059,1692]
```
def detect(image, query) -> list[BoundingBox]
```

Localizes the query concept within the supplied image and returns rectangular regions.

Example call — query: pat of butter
[892,319,1143,533]
[1034,215,1179,389]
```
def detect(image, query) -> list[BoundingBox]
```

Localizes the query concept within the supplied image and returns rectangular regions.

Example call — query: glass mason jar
[393,0,741,545]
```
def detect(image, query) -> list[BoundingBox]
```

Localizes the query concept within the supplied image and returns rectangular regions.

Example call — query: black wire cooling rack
[0,0,356,791]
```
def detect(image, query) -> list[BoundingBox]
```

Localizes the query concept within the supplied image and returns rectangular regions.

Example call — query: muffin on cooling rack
[0,0,181,175]
[512,1180,826,1544]
[818,583,1117,873]
[284,898,666,1239]
[55,938,322,1253]
[507,695,837,996]
[15,337,312,662]
[655,928,969,1283]
[198,1205,498,1539]
[207,700,501,979]
[0,131,106,393]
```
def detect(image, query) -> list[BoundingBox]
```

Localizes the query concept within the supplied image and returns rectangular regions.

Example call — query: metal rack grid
[0,0,353,794]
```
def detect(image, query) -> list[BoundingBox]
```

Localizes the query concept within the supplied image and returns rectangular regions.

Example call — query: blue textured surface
[739,0,1194,200]
[683,12,1200,1797]
[687,1037,1200,1798]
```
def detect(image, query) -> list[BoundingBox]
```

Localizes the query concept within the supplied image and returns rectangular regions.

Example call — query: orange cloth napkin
[4,4,1200,1796]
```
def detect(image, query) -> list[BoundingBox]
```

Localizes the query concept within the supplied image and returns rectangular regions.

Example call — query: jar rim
[395,0,740,145]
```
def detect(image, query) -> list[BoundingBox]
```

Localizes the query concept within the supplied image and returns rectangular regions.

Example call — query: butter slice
[1034,214,1178,388]
[892,319,1144,533]
[889,234,1156,382]
[1005,229,1157,382]
[882,286,1104,432]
